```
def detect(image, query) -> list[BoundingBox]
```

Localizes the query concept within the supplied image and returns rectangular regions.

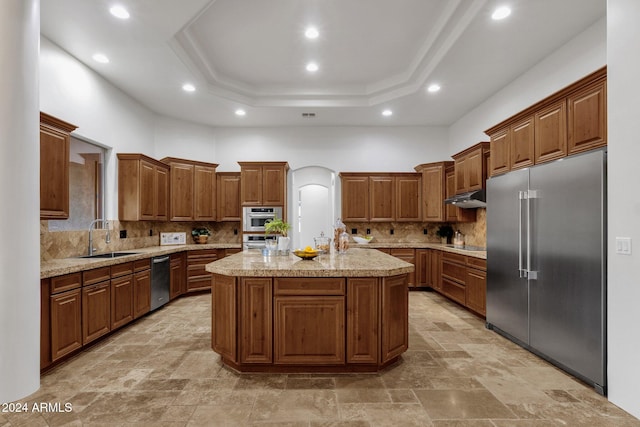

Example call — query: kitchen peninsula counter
[206,248,412,373]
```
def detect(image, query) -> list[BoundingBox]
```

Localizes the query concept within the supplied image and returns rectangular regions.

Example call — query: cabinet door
[421,164,446,222]
[369,176,395,222]
[428,250,442,291]
[489,128,510,177]
[212,274,237,362]
[217,173,241,221]
[194,165,216,221]
[466,266,486,316]
[347,278,378,364]
[535,100,567,164]
[187,250,217,292]
[465,149,485,192]
[169,162,194,221]
[139,160,156,220]
[341,175,369,221]
[241,165,263,205]
[445,168,475,223]
[568,80,607,154]
[111,275,134,330]
[240,278,272,363]
[381,275,408,363]
[274,296,345,365]
[82,282,111,345]
[395,175,421,222]
[454,156,467,194]
[155,165,169,220]
[170,253,186,300]
[40,124,70,219]
[262,165,286,205]
[415,249,429,287]
[510,117,535,170]
[390,248,415,287]
[50,288,82,361]
[133,269,151,319]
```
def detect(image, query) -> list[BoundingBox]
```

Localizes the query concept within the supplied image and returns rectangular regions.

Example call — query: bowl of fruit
[293,246,319,260]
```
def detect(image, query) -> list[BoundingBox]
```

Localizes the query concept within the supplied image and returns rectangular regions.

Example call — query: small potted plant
[436,224,454,244]
[191,227,211,244]
[264,217,291,252]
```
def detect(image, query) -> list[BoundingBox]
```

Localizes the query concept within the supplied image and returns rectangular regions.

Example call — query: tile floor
[3,291,639,426]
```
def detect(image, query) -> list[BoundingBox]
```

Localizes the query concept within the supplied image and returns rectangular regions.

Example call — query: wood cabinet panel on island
[118,154,170,221]
[161,157,218,221]
[40,112,77,220]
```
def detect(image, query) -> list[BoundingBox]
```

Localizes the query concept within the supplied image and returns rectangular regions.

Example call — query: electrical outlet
[120,230,127,238]
[423,228,428,235]
[390,229,394,235]
[366,228,371,235]
[351,228,357,235]
[233,228,238,235]
[149,229,153,236]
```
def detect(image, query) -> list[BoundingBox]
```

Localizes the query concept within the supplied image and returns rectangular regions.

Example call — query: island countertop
[206,247,414,278]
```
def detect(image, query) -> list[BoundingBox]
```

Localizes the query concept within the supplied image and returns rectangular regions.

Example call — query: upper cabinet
[161,158,218,222]
[487,67,606,177]
[340,173,421,222]
[452,142,490,194]
[239,162,288,206]
[40,112,77,220]
[414,162,451,223]
[117,154,170,221]
[445,165,476,223]
[217,172,242,221]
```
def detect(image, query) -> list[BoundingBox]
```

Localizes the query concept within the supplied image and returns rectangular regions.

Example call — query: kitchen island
[206,248,413,373]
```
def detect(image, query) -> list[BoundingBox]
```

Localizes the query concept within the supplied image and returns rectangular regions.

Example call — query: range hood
[444,189,486,208]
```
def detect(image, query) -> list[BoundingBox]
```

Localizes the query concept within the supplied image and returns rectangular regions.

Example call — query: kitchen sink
[77,251,139,259]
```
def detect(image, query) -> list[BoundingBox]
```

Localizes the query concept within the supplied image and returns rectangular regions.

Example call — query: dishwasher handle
[152,256,170,264]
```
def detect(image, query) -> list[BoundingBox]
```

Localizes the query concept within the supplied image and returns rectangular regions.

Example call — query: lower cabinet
[211,273,237,361]
[187,249,218,292]
[170,252,186,300]
[111,275,134,330]
[441,252,467,306]
[465,257,487,316]
[428,249,442,291]
[240,278,272,364]
[133,260,151,319]
[381,274,409,363]
[437,251,487,317]
[389,248,415,287]
[415,249,429,287]
[347,278,379,364]
[50,287,82,362]
[82,282,111,345]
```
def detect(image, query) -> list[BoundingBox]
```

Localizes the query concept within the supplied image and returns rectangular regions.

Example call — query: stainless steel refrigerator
[486,148,606,395]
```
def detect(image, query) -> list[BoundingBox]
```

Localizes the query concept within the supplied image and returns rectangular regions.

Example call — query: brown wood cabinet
[40,112,77,220]
[390,248,415,287]
[117,154,170,221]
[381,274,409,364]
[186,249,218,292]
[239,162,288,206]
[428,249,442,291]
[346,278,379,364]
[415,162,451,222]
[50,286,82,362]
[240,278,273,364]
[111,274,134,330]
[445,166,476,223]
[415,249,429,287]
[340,174,369,221]
[216,172,242,221]
[465,257,487,316]
[340,173,421,222]
[82,281,111,345]
[133,260,151,319]
[436,251,487,317]
[487,67,607,176]
[211,273,237,362]
[162,157,218,221]
[452,142,489,194]
[170,252,186,300]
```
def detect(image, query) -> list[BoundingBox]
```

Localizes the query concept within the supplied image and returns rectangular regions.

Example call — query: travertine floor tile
[6,292,638,426]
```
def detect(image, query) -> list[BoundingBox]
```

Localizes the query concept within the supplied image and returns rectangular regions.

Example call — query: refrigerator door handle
[518,191,526,278]
[526,189,538,281]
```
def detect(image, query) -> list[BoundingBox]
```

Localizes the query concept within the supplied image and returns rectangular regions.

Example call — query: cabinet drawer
[187,249,219,261]
[442,251,466,265]
[134,258,150,272]
[275,278,345,296]
[83,267,111,286]
[389,248,415,258]
[442,259,466,283]
[441,278,466,305]
[50,272,82,294]
[111,261,133,278]
[466,257,486,271]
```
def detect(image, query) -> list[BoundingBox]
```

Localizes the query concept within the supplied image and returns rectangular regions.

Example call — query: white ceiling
[40,0,606,127]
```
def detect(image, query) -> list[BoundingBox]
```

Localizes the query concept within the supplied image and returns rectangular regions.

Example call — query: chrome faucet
[88,219,111,255]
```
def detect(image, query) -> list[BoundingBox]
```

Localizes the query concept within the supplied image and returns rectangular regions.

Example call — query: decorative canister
[314,231,331,254]
[334,218,346,252]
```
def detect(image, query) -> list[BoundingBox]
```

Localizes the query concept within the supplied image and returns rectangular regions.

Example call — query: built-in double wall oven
[243,206,283,233]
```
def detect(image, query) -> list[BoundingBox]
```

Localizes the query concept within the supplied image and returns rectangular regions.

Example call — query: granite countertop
[40,243,241,279]
[206,248,414,278]
[354,242,487,259]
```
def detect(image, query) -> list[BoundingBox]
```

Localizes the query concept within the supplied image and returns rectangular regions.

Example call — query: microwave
[242,233,277,250]
[243,206,283,232]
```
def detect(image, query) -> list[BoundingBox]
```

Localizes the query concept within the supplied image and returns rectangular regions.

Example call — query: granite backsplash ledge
[40,220,241,261]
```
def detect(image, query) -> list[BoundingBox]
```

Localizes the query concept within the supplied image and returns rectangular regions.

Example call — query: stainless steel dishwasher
[150,255,170,311]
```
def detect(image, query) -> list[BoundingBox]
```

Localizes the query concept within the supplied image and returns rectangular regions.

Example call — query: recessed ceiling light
[306,62,319,72]
[235,109,246,116]
[427,84,441,93]
[491,6,511,20]
[305,27,319,39]
[382,109,393,117]
[182,83,196,92]
[92,53,109,64]
[109,5,130,19]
